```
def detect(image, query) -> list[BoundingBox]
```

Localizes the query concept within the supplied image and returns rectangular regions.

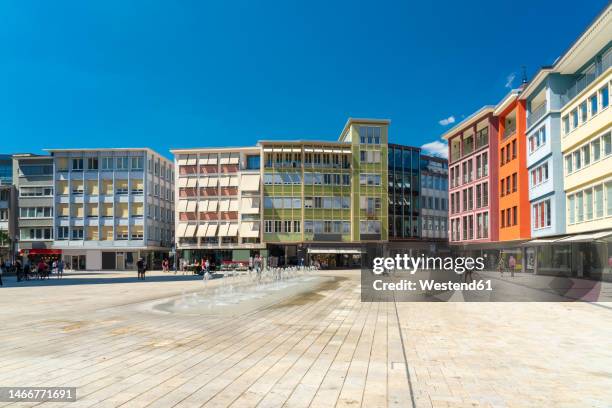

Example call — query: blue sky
[0,0,607,159]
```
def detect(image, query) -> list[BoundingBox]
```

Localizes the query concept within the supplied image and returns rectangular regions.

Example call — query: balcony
[527,103,547,128]
[561,53,612,106]
[503,126,516,139]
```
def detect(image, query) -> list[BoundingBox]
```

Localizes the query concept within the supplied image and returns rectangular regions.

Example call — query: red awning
[19,249,62,255]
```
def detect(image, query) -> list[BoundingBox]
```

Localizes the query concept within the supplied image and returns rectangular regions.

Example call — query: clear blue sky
[0,0,607,159]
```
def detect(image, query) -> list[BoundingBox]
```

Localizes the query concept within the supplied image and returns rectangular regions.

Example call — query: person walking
[508,255,516,278]
[15,259,22,282]
[498,256,505,277]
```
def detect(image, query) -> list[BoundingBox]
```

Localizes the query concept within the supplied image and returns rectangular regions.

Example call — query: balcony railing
[503,126,516,139]
[527,103,547,128]
[561,53,612,106]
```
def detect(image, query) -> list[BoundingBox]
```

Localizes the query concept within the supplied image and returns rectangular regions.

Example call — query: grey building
[45,148,175,270]
[13,154,56,261]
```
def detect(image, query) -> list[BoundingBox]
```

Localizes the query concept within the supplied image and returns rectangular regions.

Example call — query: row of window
[500,206,518,228]
[563,83,609,136]
[500,139,517,166]
[359,174,381,186]
[360,150,381,163]
[56,226,148,241]
[263,173,351,186]
[359,126,382,145]
[263,196,353,210]
[422,174,448,191]
[449,152,488,188]
[449,212,490,241]
[20,207,53,219]
[565,131,612,175]
[533,200,552,230]
[530,162,549,188]
[19,187,53,197]
[528,126,546,154]
[500,173,518,197]
[567,181,612,224]
[264,152,351,169]
[449,182,489,214]
[421,195,448,211]
[263,220,302,233]
[421,216,448,232]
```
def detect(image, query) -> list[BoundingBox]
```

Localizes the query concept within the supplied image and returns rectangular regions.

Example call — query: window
[359,174,381,186]
[568,195,575,224]
[116,157,128,170]
[565,155,573,174]
[582,145,590,166]
[131,157,144,170]
[20,228,52,240]
[264,220,273,233]
[585,188,593,220]
[604,132,612,156]
[293,220,300,233]
[533,200,551,229]
[57,226,69,240]
[592,138,601,162]
[563,115,570,135]
[574,150,581,170]
[87,157,98,170]
[71,228,84,240]
[359,220,381,234]
[512,140,517,159]
[102,157,113,170]
[512,173,517,192]
[20,186,53,197]
[600,85,609,109]
[590,94,598,116]
[72,158,83,171]
[595,185,604,218]
[359,126,381,144]
[482,182,488,207]
[501,210,505,228]
[580,101,588,123]
[577,191,584,222]
[571,109,578,129]
[607,181,612,216]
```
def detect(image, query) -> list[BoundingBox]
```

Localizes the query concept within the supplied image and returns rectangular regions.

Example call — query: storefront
[19,248,62,264]
[307,248,363,268]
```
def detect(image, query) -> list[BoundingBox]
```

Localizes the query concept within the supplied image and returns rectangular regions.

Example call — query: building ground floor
[451,228,612,281]
[57,248,171,271]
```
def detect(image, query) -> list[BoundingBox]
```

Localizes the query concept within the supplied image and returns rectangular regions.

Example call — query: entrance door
[116,253,125,270]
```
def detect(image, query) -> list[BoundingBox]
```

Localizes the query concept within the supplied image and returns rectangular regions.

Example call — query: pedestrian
[205,258,210,273]
[15,259,22,282]
[57,258,64,279]
[137,257,144,280]
[162,258,169,273]
[498,256,505,277]
[508,255,516,278]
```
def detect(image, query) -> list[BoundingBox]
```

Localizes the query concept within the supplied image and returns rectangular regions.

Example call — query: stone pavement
[0,270,610,407]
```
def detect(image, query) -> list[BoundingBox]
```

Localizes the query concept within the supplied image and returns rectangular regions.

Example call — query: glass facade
[388,145,422,238]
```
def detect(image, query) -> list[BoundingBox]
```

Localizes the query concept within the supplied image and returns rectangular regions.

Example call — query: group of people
[0,257,65,284]
[498,255,517,278]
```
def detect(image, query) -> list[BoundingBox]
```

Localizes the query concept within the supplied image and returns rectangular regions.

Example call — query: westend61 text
[372,279,493,292]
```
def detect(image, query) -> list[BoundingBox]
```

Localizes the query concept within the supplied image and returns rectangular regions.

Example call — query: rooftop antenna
[521,65,528,84]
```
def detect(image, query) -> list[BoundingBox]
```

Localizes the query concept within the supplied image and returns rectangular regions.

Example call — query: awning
[19,249,62,256]
[240,174,260,191]
[177,223,188,237]
[307,248,363,254]
[218,223,230,236]
[186,155,197,165]
[199,200,209,212]
[177,200,188,212]
[177,157,188,166]
[240,197,259,214]
[207,177,218,187]
[218,199,230,212]
[186,200,197,212]
[178,177,189,187]
[240,222,260,237]
[229,176,238,187]
[219,176,230,187]
[208,155,218,165]
[196,224,208,237]
[228,153,239,164]
[207,200,218,212]
[229,199,239,212]
[556,231,612,243]
[199,177,210,187]
[219,153,230,164]
[198,154,209,165]
[185,224,197,237]
[522,237,565,246]
[205,223,218,237]
[186,178,198,188]
[227,223,239,236]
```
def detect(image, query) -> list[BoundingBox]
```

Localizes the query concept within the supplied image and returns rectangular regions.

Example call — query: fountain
[151,266,331,316]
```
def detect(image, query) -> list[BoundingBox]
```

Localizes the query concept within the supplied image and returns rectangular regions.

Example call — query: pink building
[443,107,499,249]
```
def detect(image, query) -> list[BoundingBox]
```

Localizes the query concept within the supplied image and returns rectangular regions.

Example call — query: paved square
[0,270,610,407]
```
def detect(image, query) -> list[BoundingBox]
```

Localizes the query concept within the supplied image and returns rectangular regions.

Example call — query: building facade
[444,107,499,257]
[46,149,174,270]
[171,147,264,265]
[13,154,57,261]
[173,118,448,268]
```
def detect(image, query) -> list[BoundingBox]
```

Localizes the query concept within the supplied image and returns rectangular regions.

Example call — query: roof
[552,3,612,74]
[170,146,259,154]
[493,89,521,116]
[440,106,495,140]
[519,66,553,100]
[258,140,348,146]
[44,148,171,161]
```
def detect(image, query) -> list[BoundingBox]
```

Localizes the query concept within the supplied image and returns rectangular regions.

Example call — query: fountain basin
[149,276,333,316]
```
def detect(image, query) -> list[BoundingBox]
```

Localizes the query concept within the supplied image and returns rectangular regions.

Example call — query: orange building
[495,90,531,242]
